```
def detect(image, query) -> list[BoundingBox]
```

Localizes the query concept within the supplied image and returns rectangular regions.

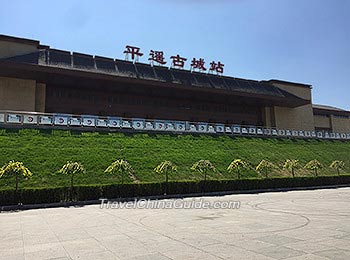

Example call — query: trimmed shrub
[1,175,349,206]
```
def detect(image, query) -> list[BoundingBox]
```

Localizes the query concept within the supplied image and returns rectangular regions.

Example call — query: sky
[1,0,349,109]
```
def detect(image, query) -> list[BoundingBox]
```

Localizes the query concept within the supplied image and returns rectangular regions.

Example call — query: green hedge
[1,175,349,206]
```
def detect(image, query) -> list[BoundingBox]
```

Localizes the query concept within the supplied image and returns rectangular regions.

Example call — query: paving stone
[256,234,303,245]
[254,245,306,259]
[314,249,350,260]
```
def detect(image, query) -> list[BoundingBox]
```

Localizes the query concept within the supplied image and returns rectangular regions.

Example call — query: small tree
[304,160,323,176]
[227,159,249,179]
[154,161,177,184]
[59,161,85,190]
[283,159,301,177]
[191,160,216,181]
[0,161,32,192]
[256,160,276,178]
[105,159,133,184]
[329,160,345,175]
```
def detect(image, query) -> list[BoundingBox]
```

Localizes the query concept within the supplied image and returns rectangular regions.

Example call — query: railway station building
[0,34,349,133]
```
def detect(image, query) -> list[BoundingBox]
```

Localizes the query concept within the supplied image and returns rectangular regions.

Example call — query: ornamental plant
[283,159,301,177]
[227,159,249,179]
[154,161,177,184]
[0,161,32,192]
[256,160,276,178]
[304,160,323,177]
[329,160,345,175]
[59,161,85,190]
[105,159,133,184]
[190,160,216,181]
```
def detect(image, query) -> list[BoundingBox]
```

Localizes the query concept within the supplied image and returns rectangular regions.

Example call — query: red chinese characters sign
[170,55,187,69]
[148,50,166,65]
[123,45,225,75]
[209,61,224,74]
[191,58,206,71]
[124,45,143,61]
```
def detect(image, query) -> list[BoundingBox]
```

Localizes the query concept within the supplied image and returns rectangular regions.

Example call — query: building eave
[0,34,40,46]
[268,79,312,89]
[0,60,309,108]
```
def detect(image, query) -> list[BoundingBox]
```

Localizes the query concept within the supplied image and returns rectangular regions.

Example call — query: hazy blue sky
[1,0,349,109]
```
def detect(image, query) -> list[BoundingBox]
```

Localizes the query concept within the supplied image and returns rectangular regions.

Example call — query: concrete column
[263,106,275,127]
[35,83,46,112]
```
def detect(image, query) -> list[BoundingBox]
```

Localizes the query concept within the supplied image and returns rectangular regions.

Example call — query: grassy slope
[0,129,349,189]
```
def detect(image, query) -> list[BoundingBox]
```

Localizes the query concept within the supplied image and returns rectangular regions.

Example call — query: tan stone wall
[0,77,36,111]
[271,82,315,131]
[314,115,331,129]
[272,82,311,101]
[330,116,350,133]
[262,106,275,127]
[274,104,315,131]
[0,41,38,59]
[35,83,46,112]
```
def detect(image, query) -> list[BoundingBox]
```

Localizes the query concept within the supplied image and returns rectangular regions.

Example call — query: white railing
[0,110,349,140]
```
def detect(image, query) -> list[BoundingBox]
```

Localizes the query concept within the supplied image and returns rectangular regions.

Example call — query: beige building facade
[269,81,315,131]
[313,105,350,133]
[0,35,47,113]
[0,77,46,112]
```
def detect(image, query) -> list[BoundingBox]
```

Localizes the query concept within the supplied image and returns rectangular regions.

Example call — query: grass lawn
[0,128,349,189]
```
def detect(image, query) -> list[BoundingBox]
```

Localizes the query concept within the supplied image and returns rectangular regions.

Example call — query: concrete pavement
[1,188,350,259]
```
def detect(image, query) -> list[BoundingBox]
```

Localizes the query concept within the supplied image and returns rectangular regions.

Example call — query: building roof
[268,79,312,89]
[313,104,347,112]
[0,34,49,48]
[0,36,310,108]
[313,104,350,116]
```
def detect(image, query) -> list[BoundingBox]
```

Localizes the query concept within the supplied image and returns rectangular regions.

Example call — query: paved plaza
[1,188,350,260]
